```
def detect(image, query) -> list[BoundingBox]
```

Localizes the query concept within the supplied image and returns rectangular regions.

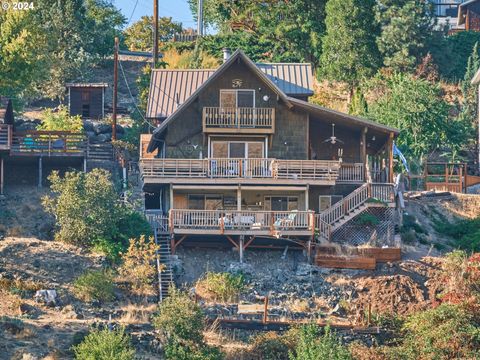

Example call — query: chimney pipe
[222,48,231,63]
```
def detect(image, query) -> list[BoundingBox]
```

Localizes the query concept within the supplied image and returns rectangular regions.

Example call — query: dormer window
[220,90,255,108]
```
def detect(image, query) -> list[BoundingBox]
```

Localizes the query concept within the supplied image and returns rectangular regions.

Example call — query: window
[319,195,343,212]
[264,196,298,211]
[220,90,255,108]
[211,141,265,159]
[188,194,223,210]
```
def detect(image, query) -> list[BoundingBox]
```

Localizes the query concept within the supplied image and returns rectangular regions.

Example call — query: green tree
[124,16,182,51]
[375,0,434,72]
[320,0,381,98]
[289,325,351,360]
[366,73,467,161]
[459,43,480,127]
[190,0,327,65]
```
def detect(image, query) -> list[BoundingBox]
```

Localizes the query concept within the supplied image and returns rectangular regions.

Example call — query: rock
[228,262,254,275]
[83,121,95,132]
[86,131,95,139]
[19,303,36,315]
[62,305,80,319]
[114,124,125,134]
[94,123,112,135]
[34,289,57,307]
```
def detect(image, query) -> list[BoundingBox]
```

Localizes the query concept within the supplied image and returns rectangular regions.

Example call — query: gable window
[220,90,255,108]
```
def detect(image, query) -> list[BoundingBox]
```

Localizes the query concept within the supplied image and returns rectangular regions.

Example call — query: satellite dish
[323,124,344,145]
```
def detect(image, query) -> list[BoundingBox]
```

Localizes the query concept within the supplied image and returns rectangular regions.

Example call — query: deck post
[239,235,244,263]
[0,156,4,196]
[307,239,312,263]
[361,127,367,181]
[38,157,43,188]
[83,156,87,173]
[237,186,242,211]
[388,132,394,183]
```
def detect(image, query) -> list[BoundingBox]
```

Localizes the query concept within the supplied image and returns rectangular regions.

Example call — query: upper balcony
[202,107,275,134]
[140,157,341,185]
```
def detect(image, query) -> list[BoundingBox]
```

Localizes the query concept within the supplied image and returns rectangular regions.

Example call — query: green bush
[434,217,480,253]
[153,288,205,343]
[43,169,152,258]
[73,270,115,303]
[38,105,84,132]
[72,327,135,360]
[164,338,224,360]
[196,272,245,302]
[289,325,352,360]
[250,331,296,360]
[390,304,480,360]
[355,213,379,226]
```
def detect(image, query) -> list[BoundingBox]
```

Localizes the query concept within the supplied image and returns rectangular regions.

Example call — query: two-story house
[140,50,399,258]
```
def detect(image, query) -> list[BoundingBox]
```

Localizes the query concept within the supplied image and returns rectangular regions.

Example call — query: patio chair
[273,210,298,229]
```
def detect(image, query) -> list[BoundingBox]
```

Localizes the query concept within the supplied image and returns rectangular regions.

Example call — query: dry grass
[287,298,311,313]
[118,302,157,325]
[7,226,24,237]
[14,325,36,340]
[204,322,251,360]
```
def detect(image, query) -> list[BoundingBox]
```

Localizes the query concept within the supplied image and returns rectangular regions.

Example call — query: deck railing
[169,209,315,234]
[11,131,86,156]
[203,107,275,132]
[0,124,12,150]
[140,158,341,181]
[338,163,364,182]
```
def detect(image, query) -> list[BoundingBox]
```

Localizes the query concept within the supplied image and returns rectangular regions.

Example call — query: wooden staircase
[86,143,116,172]
[151,215,174,302]
[316,183,395,241]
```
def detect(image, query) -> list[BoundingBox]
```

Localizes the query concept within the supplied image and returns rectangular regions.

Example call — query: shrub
[289,325,352,360]
[153,287,205,343]
[355,213,379,226]
[196,272,245,302]
[119,235,160,295]
[38,106,84,132]
[43,170,152,257]
[164,337,224,360]
[72,327,135,360]
[73,270,115,303]
[434,217,480,252]
[390,304,480,360]
[250,331,296,360]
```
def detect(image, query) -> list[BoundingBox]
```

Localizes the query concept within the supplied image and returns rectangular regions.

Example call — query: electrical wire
[127,0,140,25]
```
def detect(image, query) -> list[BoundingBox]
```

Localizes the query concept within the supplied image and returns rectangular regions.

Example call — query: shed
[458,0,480,31]
[66,83,108,119]
[0,97,14,125]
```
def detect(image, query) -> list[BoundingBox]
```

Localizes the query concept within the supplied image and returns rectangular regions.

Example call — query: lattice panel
[331,207,397,247]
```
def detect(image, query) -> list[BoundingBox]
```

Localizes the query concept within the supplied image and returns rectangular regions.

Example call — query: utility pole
[112,36,118,141]
[153,0,159,65]
[197,0,203,37]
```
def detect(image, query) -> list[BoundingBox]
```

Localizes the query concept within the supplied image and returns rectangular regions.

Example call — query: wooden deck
[203,107,275,134]
[169,209,315,236]
[0,125,12,151]
[338,163,364,182]
[140,158,341,185]
[10,131,86,156]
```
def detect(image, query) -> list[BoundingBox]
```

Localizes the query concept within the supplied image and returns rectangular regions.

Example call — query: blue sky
[113,0,196,28]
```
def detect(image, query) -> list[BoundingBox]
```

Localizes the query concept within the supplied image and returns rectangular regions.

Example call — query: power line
[118,59,156,129]
[127,0,140,24]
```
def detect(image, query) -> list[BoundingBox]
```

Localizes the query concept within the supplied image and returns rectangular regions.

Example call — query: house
[140,50,399,259]
[66,83,108,119]
[431,0,480,32]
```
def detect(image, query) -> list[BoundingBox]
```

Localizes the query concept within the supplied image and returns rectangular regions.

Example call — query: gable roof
[458,0,480,25]
[146,58,313,119]
[288,97,399,135]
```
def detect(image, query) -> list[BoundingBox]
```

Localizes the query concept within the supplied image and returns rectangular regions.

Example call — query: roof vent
[222,48,231,63]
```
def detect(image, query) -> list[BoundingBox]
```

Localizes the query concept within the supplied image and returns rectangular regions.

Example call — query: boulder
[94,123,112,135]
[83,121,95,132]
[34,289,57,307]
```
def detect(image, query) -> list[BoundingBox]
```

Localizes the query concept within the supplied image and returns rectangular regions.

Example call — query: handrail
[0,124,12,149]
[10,130,86,155]
[338,163,364,182]
[140,158,341,181]
[169,209,315,234]
[203,107,275,129]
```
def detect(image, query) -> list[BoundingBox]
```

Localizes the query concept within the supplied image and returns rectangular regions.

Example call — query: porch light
[263,95,269,101]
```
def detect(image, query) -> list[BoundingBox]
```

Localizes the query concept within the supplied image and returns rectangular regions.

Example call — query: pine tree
[320,0,381,100]
[375,0,434,72]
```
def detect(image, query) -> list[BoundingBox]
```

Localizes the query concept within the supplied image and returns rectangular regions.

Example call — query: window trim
[220,89,256,108]
[319,195,343,212]
[264,196,299,211]
[210,140,265,159]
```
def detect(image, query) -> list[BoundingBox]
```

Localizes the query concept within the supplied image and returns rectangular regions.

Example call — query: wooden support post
[307,239,312,264]
[170,234,175,255]
[263,296,269,324]
[239,235,244,263]
[388,132,394,183]
[305,185,309,210]
[83,156,87,173]
[361,127,367,181]
[367,302,372,326]
[169,184,173,211]
[0,156,4,196]
[237,186,242,211]
[38,157,43,188]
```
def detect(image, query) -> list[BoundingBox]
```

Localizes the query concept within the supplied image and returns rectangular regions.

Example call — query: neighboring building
[66,83,108,119]
[432,0,480,32]
[140,50,399,257]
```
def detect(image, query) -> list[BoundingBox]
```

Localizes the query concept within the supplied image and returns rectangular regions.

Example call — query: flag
[393,142,409,173]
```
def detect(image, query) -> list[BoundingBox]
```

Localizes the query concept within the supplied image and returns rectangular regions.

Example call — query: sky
[113,0,197,28]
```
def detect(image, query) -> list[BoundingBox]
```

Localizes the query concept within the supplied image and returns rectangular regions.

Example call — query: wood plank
[238,304,265,314]
[315,255,376,270]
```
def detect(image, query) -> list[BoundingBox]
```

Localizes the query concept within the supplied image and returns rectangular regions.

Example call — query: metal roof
[65,83,108,88]
[146,62,314,119]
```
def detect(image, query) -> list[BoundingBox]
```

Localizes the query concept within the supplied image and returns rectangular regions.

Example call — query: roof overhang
[288,97,399,136]
[66,83,108,88]
[458,0,480,25]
